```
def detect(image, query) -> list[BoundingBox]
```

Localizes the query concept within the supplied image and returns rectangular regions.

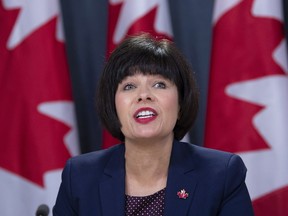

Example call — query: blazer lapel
[98,142,198,216]
[99,144,126,216]
[164,141,198,216]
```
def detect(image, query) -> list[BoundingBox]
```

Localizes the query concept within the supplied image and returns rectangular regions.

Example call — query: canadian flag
[0,0,79,215]
[205,0,288,215]
[103,0,174,149]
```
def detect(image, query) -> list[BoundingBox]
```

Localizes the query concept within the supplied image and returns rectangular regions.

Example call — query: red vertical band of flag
[205,0,288,215]
[103,0,173,149]
[0,1,79,215]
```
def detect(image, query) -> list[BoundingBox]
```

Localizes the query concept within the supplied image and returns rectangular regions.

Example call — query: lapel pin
[177,189,189,199]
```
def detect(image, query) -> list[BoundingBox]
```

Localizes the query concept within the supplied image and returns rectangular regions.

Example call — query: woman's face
[115,73,179,142]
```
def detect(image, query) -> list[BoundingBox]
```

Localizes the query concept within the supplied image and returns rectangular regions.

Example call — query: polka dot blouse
[125,188,166,216]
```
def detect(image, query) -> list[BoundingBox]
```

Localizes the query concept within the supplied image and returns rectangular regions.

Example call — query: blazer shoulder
[179,141,233,159]
[174,143,253,215]
[67,144,124,174]
[178,141,246,172]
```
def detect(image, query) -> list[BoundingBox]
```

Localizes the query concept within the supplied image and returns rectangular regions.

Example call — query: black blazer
[53,141,254,215]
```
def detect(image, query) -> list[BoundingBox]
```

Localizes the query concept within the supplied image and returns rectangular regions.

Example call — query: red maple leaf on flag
[107,2,172,54]
[205,0,285,153]
[206,0,288,215]
[0,3,72,187]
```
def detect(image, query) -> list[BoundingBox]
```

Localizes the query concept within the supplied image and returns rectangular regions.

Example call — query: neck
[124,135,174,196]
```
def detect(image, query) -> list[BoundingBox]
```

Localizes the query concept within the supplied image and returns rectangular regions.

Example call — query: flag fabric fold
[205,0,288,215]
[0,1,79,214]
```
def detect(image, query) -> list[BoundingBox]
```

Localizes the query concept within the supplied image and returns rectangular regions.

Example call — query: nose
[137,86,154,102]
[137,95,152,102]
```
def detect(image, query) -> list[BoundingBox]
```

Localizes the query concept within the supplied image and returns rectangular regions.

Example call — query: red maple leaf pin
[177,189,189,199]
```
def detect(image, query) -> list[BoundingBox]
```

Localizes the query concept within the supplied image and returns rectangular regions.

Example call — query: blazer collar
[99,141,198,216]
[99,144,126,216]
[164,140,198,216]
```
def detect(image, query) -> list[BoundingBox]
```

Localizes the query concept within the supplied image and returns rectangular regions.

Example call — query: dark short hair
[96,34,199,141]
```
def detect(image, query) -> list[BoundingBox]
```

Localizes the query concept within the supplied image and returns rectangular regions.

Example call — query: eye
[153,82,166,89]
[123,83,136,90]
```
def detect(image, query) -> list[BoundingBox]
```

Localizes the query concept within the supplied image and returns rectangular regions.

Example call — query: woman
[53,34,254,215]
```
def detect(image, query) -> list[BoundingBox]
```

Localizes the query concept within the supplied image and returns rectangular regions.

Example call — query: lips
[136,110,155,118]
[134,107,157,124]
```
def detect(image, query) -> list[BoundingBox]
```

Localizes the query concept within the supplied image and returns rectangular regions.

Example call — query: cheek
[115,93,123,119]
[166,92,179,110]
[115,94,131,121]
[168,94,180,121]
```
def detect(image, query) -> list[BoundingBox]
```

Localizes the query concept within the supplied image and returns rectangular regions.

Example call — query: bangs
[115,50,180,85]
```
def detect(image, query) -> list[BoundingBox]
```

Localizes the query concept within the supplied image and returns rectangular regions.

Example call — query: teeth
[136,110,155,118]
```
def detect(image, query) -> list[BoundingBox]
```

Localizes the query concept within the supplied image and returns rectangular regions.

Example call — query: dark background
[60,0,288,153]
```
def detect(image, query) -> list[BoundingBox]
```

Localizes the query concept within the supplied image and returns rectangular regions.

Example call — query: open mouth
[136,110,156,119]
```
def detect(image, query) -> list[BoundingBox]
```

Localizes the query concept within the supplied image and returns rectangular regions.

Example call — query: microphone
[36,204,50,216]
